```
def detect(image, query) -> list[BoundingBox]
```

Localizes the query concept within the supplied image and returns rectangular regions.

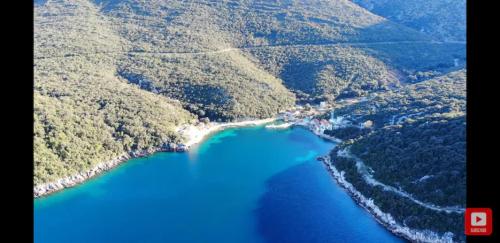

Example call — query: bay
[34,126,403,243]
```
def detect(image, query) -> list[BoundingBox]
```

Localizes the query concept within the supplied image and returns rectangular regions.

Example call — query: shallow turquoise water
[34,126,403,243]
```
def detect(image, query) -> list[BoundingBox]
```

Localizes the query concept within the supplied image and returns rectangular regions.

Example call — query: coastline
[177,118,276,149]
[33,117,275,198]
[318,155,455,243]
[294,118,457,243]
[33,111,456,242]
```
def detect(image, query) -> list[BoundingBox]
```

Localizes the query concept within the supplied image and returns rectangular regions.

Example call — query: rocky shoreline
[291,107,459,243]
[34,104,460,242]
[33,145,187,198]
[318,156,456,243]
[34,118,275,198]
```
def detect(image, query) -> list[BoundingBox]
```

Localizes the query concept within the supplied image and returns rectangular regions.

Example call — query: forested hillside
[35,0,466,119]
[94,0,439,108]
[34,0,195,185]
[326,70,466,241]
[352,0,466,41]
[327,70,466,129]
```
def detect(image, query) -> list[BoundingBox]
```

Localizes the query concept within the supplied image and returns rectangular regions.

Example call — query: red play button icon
[472,213,486,226]
[465,208,493,235]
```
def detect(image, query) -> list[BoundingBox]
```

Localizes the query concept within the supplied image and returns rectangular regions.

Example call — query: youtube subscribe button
[465,208,493,236]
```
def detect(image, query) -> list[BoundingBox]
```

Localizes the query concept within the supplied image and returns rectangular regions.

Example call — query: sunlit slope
[93,0,452,105]
[118,50,295,121]
[34,0,194,185]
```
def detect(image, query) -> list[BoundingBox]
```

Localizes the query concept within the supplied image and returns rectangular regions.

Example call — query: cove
[34,126,404,243]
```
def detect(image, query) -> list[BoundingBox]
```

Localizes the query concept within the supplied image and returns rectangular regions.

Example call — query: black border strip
[467,0,498,242]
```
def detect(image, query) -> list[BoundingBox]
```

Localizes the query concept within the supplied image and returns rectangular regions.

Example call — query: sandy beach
[177,118,276,148]
[34,117,277,198]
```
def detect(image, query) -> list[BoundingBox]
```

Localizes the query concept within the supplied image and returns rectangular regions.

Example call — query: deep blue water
[34,126,403,243]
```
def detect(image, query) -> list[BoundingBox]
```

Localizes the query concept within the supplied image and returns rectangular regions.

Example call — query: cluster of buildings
[278,104,353,135]
[307,118,333,134]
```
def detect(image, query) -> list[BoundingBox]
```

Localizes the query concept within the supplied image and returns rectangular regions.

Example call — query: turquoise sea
[34,126,404,243]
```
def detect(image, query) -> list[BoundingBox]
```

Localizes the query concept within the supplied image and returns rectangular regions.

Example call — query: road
[34,40,465,60]
[338,148,466,214]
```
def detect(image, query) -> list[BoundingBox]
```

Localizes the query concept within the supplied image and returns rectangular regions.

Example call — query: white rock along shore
[292,112,460,243]
[34,100,462,242]
[33,118,275,198]
[319,156,456,243]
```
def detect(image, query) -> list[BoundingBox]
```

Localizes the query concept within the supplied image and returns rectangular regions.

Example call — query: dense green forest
[325,70,465,129]
[117,51,296,121]
[327,70,466,241]
[34,53,195,185]
[34,1,195,185]
[353,0,466,41]
[247,46,399,103]
[333,153,464,242]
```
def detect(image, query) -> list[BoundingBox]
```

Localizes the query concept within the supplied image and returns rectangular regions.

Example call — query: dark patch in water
[255,162,404,243]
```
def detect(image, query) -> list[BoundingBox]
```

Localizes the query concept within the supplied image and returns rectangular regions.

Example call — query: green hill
[326,70,466,241]
[34,0,195,185]
[353,0,466,41]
